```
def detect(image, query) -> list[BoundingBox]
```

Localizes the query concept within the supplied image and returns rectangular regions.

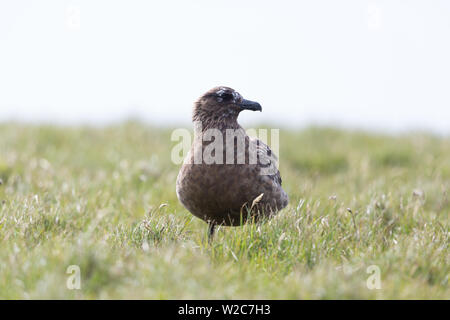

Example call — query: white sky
[1,0,450,133]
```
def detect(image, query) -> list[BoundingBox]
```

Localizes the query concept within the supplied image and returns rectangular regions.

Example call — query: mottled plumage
[176,87,288,236]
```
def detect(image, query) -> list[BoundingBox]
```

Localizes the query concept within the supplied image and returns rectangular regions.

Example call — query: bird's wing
[249,136,282,186]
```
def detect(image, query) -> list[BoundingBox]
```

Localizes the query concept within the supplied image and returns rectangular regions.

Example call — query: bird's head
[193,87,262,126]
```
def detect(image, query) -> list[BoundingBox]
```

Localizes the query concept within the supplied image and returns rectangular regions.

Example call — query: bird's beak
[239,99,262,112]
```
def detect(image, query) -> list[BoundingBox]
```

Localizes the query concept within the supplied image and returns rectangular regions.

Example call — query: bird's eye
[216,89,234,102]
[219,92,233,101]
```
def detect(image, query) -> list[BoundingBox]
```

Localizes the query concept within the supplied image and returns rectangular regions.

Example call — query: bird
[176,86,288,240]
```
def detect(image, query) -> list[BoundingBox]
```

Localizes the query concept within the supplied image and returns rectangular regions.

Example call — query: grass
[0,122,448,299]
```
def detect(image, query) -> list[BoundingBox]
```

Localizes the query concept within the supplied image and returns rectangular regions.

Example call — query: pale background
[1,0,449,133]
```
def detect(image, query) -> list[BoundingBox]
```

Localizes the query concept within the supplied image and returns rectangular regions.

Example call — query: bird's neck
[192,115,242,133]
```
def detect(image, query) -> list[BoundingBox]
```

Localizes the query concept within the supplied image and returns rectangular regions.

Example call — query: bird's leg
[207,222,216,243]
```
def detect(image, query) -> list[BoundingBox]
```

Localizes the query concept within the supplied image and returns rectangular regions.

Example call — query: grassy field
[0,122,448,299]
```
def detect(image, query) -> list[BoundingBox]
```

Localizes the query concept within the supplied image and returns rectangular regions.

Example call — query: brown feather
[176,87,288,227]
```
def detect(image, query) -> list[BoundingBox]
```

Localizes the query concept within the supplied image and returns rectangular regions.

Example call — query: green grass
[0,122,448,299]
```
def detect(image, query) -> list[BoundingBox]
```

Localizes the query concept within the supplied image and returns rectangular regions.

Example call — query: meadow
[0,122,448,299]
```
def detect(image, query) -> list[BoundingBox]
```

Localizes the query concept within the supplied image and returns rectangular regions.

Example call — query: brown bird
[176,87,288,239]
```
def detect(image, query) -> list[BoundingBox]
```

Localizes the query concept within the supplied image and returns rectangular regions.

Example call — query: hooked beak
[239,99,262,112]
